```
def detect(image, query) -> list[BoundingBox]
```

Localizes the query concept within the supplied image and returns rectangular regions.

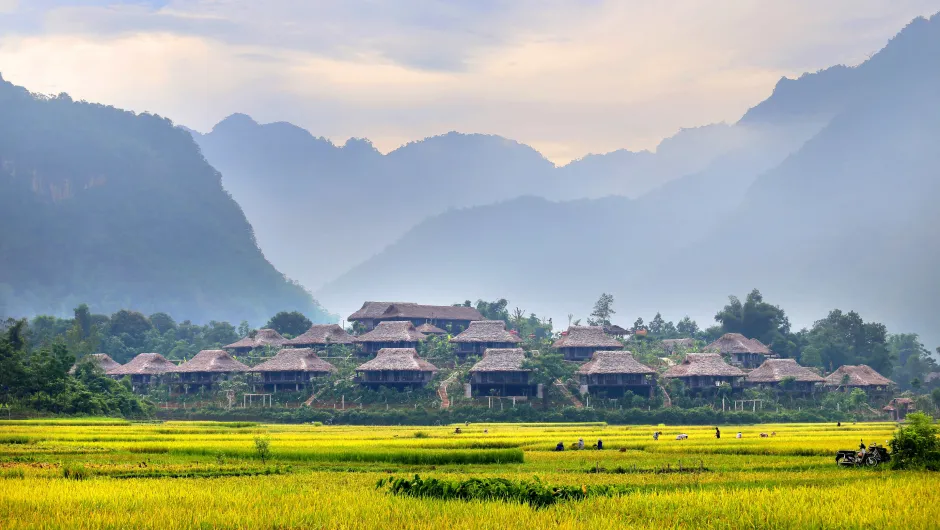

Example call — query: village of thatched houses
[450,320,522,358]
[663,353,746,389]
[466,348,538,398]
[172,349,250,393]
[576,351,657,398]
[744,359,825,393]
[552,325,623,361]
[354,348,438,389]
[249,348,336,393]
[89,300,908,414]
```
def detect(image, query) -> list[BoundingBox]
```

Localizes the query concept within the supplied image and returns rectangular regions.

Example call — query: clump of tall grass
[377,475,629,508]
[0,435,33,445]
[61,464,89,480]
[128,446,170,454]
[170,446,523,465]
[0,468,25,479]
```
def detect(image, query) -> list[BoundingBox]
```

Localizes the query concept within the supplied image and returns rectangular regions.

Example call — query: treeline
[19,304,319,364]
[0,321,151,417]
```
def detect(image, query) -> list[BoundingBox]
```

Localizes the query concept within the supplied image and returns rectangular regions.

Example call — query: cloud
[0,0,938,162]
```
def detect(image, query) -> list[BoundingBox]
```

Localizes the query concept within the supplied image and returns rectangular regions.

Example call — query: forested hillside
[0,75,332,325]
[315,13,940,345]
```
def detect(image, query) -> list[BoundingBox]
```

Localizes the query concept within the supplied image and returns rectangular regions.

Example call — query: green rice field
[0,420,935,529]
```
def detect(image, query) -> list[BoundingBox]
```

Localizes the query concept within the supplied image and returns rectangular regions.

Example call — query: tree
[587,293,615,327]
[676,316,699,337]
[632,317,646,332]
[149,312,177,334]
[648,312,665,336]
[714,289,796,357]
[264,311,313,338]
[802,309,895,375]
[475,299,509,323]
[889,412,939,470]
[888,334,938,391]
[253,436,271,465]
[108,310,153,349]
[522,351,574,408]
[237,320,253,338]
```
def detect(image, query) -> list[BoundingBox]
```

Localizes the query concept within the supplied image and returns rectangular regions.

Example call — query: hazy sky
[1,1,938,163]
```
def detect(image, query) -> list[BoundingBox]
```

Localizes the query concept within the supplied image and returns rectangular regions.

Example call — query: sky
[1,1,938,163]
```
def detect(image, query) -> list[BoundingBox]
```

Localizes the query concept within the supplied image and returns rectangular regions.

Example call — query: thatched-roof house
[705,333,774,368]
[70,353,122,375]
[467,348,536,397]
[552,326,622,361]
[576,351,656,398]
[250,348,336,392]
[107,353,175,391]
[661,338,695,354]
[450,320,522,357]
[824,365,894,395]
[348,302,484,332]
[662,353,745,389]
[744,359,824,393]
[354,321,427,354]
[284,324,355,348]
[604,324,630,337]
[223,329,288,354]
[415,323,448,336]
[354,348,438,389]
[172,349,251,392]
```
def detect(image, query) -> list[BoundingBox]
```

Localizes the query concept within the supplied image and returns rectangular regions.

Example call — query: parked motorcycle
[836,441,890,467]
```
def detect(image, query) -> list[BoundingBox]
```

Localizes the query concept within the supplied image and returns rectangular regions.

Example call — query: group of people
[555,438,603,451]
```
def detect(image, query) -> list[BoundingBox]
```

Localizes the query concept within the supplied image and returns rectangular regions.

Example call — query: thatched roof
[824,365,894,387]
[451,320,522,344]
[250,348,337,373]
[469,348,529,373]
[285,324,355,346]
[604,324,630,336]
[663,353,745,378]
[745,359,824,383]
[705,333,772,355]
[661,338,695,353]
[224,328,287,350]
[355,348,438,372]
[173,350,250,373]
[108,353,175,376]
[348,302,484,322]
[576,351,655,375]
[415,323,448,335]
[552,326,622,349]
[354,321,426,343]
[70,353,122,375]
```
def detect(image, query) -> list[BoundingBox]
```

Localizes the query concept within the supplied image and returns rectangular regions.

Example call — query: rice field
[0,419,935,529]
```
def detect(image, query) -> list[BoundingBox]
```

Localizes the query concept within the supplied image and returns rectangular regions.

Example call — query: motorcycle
[836,441,890,467]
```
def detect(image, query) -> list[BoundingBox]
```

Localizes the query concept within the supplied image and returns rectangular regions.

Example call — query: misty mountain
[0,75,332,325]
[316,13,940,345]
[190,108,799,291]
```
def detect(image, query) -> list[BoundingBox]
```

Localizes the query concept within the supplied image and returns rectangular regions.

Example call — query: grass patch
[0,435,33,445]
[170,447,524,465]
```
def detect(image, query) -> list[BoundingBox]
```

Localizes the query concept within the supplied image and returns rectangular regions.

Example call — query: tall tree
[676,316,700,337]
[587,293,615,327]
[475,298,510,323]
[649,312,665,336]
[715,289,796,357]
[264,311,312,338]
[801,309,895,375]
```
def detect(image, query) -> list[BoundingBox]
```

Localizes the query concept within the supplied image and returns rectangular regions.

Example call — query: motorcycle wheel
[865,456,879,466]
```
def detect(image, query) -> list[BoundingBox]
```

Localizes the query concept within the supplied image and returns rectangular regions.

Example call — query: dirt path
[553,379,583,408]
[658,383,672,408]
[437,371,461,409]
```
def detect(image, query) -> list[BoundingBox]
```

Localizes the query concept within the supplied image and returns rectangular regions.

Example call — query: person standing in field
[597,439,603,450]
[715,427,721,439]
[653,431,660,441]
[578,438,584,450]
[555,441,565,451]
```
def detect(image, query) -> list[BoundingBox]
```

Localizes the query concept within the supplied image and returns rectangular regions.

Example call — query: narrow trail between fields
[659,384,672,408]
[554,379,583,409]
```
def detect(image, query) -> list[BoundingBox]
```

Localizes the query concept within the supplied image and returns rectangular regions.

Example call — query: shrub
[889,412,940,470]
[254,436,271,464]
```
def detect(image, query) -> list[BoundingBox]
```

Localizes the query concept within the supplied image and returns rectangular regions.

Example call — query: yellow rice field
[0,420,935,529]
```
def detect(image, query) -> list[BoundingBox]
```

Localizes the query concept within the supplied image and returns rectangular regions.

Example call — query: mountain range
[0,75,332,325]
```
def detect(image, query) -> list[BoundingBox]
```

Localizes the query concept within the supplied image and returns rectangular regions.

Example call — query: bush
[889,412,940,470]
[62,463,89,480]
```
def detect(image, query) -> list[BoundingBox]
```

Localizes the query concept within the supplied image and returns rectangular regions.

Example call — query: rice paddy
[0,420,936,529]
